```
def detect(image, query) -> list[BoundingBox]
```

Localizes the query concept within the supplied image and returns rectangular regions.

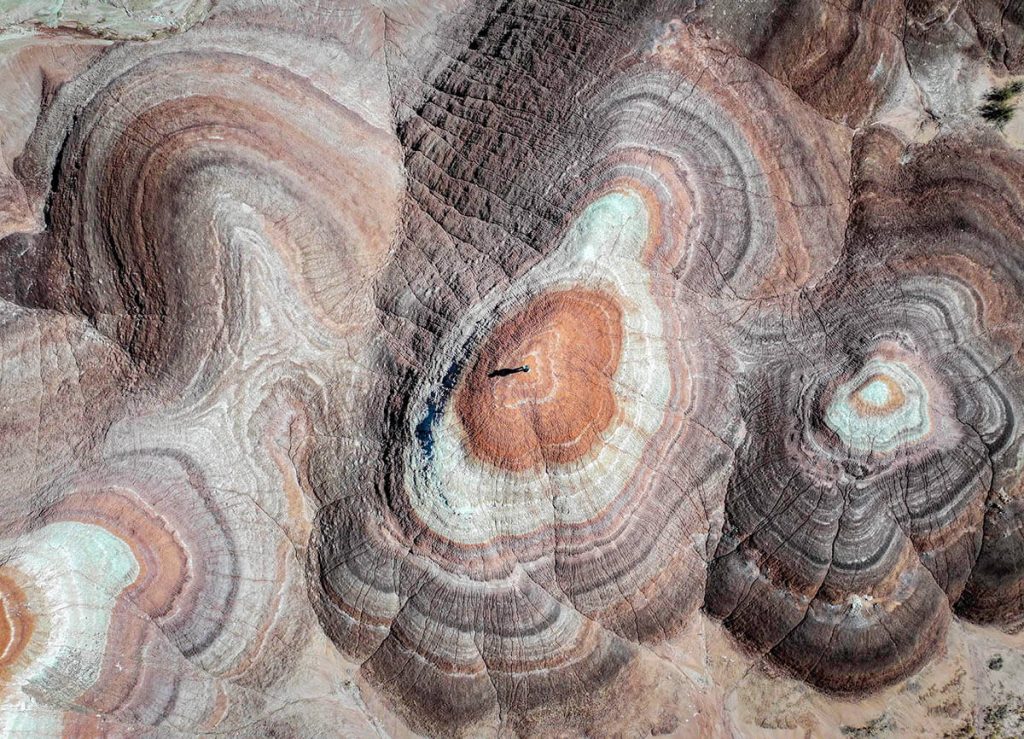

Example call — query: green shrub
[980,81,1024,128]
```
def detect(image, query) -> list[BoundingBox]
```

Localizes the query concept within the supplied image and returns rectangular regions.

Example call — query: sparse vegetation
[979,80,1024,128]
[943,719,976,739]
[980,697,1024,739]
[840,714,895,737]
[988,655,1004,671]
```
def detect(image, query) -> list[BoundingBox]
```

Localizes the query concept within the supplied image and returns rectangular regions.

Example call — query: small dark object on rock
[488,365,530,378]
[989,655,1004,671]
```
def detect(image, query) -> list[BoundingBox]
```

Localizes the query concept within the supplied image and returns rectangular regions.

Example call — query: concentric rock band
[2,0,1024,735]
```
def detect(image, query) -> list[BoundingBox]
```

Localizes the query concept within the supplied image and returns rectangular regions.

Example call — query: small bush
[980,81,1024,128]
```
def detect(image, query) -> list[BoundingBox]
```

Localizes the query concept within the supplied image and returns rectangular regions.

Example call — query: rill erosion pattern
[3,0,1024,736]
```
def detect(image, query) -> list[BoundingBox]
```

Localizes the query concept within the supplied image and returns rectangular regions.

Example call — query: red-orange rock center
[454,289,624,471]
[0,572,33,675]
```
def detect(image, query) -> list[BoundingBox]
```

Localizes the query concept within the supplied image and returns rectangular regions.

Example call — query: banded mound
[1,0,1024,735]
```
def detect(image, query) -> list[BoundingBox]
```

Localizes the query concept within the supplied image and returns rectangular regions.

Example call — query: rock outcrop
[2,0,1024,735]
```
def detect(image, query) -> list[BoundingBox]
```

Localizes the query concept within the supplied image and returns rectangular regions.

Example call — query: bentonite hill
[2,0,1024,736]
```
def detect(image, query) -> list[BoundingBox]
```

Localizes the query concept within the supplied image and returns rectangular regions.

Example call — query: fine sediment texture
[2,0,1024,736]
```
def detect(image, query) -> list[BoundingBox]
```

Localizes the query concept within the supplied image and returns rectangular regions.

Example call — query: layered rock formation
[2,0,1024,736]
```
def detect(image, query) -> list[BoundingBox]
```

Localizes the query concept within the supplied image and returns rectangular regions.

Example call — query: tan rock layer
[1,0,1024,735]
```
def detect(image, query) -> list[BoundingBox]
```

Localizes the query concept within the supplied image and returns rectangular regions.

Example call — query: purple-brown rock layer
[2,0,1024,735]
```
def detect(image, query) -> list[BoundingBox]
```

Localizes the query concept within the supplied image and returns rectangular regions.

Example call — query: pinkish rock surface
[2,1,1024,736]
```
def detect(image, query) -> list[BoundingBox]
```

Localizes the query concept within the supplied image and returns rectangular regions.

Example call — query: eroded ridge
[308,186,720,732]
[706,126,1024,693]
[0,7,400,734]
[3,0,1024,735]
[306,1,856,732]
